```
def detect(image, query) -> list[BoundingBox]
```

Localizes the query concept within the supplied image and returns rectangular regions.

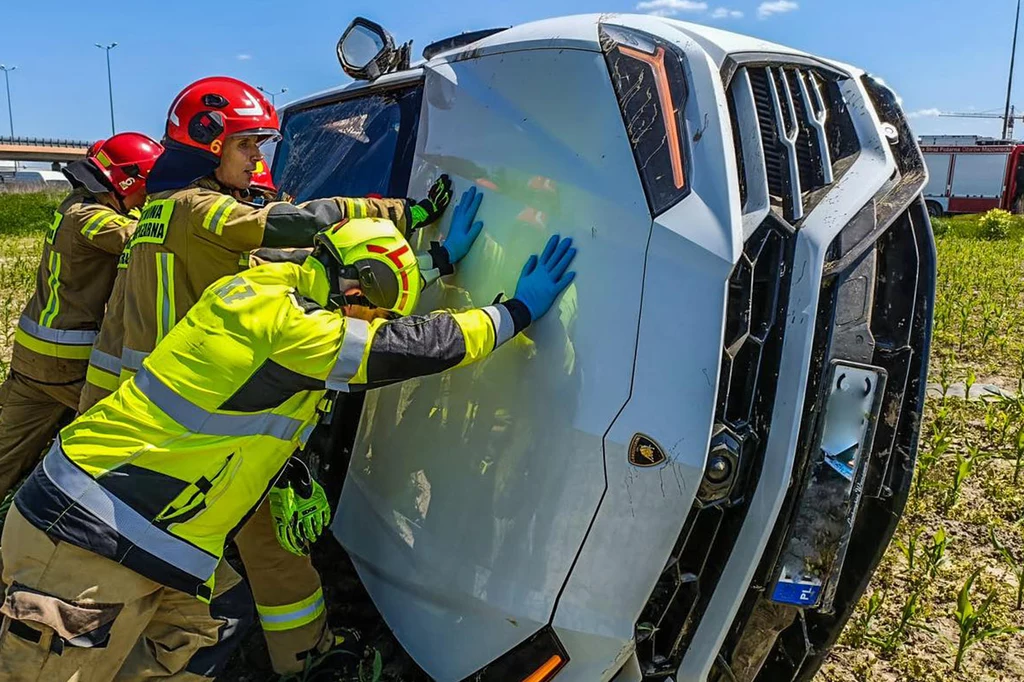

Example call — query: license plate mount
[769,361,887,612]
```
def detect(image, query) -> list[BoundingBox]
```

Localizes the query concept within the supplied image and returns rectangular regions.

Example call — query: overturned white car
[273,13,934,682]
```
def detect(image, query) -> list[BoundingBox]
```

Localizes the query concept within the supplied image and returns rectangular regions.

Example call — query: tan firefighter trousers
[234,498,333,674]
[0,506,254,682]
[0,372,82,501]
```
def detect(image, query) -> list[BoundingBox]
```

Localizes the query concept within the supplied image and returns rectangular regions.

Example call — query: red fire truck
[921,135,1024,216]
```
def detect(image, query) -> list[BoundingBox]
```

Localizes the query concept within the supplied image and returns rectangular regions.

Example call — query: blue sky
[0,0,1021,142]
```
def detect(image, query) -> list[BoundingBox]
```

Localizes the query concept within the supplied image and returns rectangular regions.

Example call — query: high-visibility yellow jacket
[120,177,410,382]
[12,189,135,384]
[15,257,528,602]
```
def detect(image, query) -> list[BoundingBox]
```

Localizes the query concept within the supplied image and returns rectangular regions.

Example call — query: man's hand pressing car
[514,234,578,321]
[442,185,485,265]
[409,174,453,231]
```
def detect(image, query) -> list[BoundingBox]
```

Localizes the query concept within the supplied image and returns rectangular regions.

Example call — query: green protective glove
[269,485,307,556]
[408,174,453,231]
[269,458,332,556]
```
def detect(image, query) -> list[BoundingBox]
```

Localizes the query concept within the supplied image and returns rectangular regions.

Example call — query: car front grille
[740,64,859,223]
[710,74,934,682]
[635,214,794,679]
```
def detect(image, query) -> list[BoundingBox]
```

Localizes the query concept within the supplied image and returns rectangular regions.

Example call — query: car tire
[925,201,943,218]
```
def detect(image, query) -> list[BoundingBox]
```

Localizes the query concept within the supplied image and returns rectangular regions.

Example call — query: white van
[2,169,71,190]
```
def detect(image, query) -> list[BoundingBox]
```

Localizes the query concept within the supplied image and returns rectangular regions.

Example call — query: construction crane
[940,106,1021,139]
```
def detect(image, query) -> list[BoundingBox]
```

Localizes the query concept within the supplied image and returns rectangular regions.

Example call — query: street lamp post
[257,86,287,107]
[0,65,16,138]
[95,43,118,135]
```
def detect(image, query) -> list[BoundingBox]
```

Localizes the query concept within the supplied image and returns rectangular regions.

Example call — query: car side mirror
[337,18,398,81]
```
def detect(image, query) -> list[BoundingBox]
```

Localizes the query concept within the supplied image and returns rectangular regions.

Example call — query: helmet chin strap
[315,248,367,309]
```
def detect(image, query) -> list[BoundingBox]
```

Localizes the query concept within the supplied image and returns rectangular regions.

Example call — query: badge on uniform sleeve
[628,434,666,467]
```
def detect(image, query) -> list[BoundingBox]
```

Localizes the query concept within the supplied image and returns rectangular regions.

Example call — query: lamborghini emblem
[629,434,666,468]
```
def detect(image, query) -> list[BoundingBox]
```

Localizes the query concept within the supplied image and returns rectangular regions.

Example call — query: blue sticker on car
[772,579,822,607]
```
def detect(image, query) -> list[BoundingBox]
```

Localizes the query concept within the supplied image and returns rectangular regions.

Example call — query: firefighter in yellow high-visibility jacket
[0,212,577,681]
[112,76,452,673]
[0,133,163,502]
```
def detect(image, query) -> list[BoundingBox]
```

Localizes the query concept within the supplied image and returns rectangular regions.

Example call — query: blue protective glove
[513,234,577,321]
[442,186,485,264]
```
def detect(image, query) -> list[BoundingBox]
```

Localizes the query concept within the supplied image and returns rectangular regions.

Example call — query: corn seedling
[866,589,933,655]
[945,448,977,512]
[951,567,1023,672]
[896,528,922,577]
[989,527,1024,611]
[997,409,1015,448]
[938,366,953,404]
[1014,425,1024,485]
[923,527,949,579]
[916,427,951,498]
[848,589,886,647]
[986,403,999,432]
[964,369,977,399]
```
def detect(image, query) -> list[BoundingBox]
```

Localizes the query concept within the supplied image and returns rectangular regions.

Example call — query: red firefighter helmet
[87,139,106,156]
[65,132,164,200]
[164,77,280,159]
[250,157,276,194]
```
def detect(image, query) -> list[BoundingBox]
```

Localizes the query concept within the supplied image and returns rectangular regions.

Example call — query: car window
[273,86,423,203]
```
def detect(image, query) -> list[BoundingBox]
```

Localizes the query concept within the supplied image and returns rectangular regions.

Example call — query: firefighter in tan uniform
[0,133,163,501]
[0,214,577,681]
[77,244,131,413]
[77,156,278,414]
[118,76,453,675]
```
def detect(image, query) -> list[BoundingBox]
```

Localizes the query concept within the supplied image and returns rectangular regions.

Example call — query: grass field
[0,189,62,382]
[2,192,1023,680]
[818,212,1024,682]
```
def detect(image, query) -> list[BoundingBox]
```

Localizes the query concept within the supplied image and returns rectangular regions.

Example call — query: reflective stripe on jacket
[121,178,410,377]
[12,189,135,383]
[15,258,525,601]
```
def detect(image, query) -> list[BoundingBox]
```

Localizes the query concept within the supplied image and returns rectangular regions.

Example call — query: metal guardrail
[0,136,92,148]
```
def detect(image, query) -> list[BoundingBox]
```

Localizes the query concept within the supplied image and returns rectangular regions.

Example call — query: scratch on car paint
[795,259,808,285]
[693,113,709,143]
[625,469,636,518]
[702,368,712,386]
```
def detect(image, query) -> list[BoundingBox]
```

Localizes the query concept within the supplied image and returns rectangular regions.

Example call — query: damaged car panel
[272,12,934,682]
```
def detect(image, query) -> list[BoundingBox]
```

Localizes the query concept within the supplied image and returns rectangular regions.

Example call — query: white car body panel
[334,43,653,681]
[271,12,933,682]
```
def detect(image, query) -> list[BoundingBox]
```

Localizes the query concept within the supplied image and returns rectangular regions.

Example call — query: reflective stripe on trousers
[256,588,326,632]
[121,347,150,373]
[40,441,220,581]
[86,363,119,392]
[88,347,122,375]
[134,367,305,440]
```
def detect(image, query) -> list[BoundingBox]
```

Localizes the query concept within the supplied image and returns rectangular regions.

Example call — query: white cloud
[757,1,799,19]
[907,108,943,119]
[636,0,709,16]
[236,54,252,61]
[711,7,744,18]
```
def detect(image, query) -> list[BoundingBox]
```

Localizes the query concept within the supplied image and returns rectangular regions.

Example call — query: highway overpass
[0,137,91,165]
